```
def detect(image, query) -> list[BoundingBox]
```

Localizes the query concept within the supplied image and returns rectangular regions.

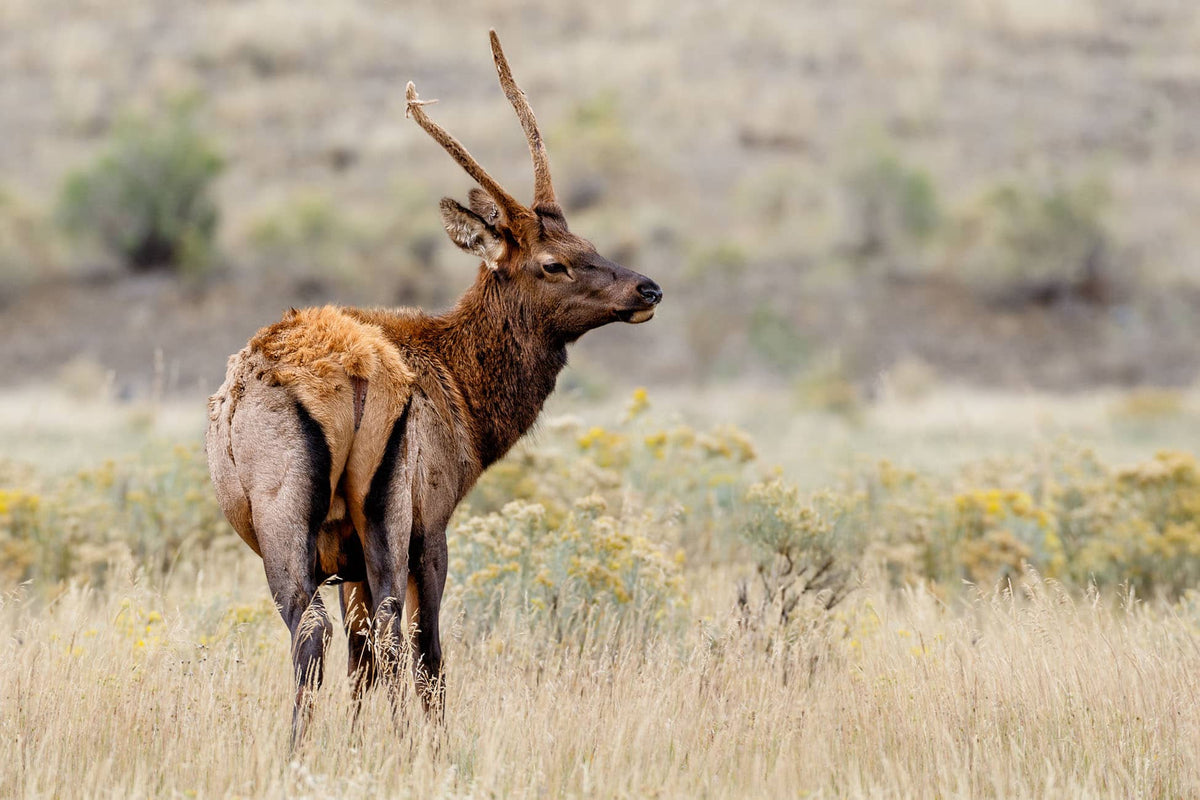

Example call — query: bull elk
[205,30,662,742]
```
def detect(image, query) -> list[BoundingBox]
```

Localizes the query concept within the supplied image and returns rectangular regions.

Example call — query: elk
[205,30,662,742]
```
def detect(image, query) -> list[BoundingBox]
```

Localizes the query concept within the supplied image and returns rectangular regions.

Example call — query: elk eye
[542,262,568,276]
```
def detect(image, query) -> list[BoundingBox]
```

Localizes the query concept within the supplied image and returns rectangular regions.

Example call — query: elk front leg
[409,527,448,719]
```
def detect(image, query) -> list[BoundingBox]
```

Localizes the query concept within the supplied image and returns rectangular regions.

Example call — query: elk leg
[340,581,375,709]
[410,527,448,719]
[365,561,410,714]
[362,528,411,702]
[360,404,415,700]
[357,527,410,705]
[262,552,331,749]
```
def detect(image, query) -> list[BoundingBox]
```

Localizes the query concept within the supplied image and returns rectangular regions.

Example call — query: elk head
[406,30,662,342]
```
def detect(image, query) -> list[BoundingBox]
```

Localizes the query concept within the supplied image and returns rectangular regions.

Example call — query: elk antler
[489,30,559,213]
[405,81,531,224]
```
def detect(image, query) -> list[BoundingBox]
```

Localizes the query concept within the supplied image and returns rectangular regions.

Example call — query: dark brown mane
[348,271,570,474]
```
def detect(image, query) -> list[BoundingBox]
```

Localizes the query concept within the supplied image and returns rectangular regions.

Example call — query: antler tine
[405,81,530,223]
[489,30,558,212]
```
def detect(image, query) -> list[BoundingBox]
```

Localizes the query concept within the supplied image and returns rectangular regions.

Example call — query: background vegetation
[5,0,1200,392]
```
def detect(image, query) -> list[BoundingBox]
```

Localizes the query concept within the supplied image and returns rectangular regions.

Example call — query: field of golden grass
[3,384,1200,797]
[4,566,1195,796]
[3,567,1197,797]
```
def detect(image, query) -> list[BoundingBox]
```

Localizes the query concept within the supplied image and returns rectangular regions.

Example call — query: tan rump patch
[239,306,417,528]
[247,305,414,435]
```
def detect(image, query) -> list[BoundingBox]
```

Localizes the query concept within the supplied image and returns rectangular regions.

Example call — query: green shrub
[549,91,638,209]
[841,153,939,272]
[737,481,856,634]
[952,175,1111,299]
[58,101,223,272]
[247,192,359,281]
[245,187,449,304]
[748,303,808,373]
[0,187,60,284]
[681,241,750,376]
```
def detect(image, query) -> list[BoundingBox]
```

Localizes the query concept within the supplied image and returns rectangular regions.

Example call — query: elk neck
[435,270,568,468]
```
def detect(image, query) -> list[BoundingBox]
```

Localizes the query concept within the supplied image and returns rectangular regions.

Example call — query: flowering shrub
[0,443,232,586]
[465,390,758,564]
[447,495,684,637]
[8,388,1200,624]
[443,392,760,637]
[736,480,856,637]
[862,447,1200,597]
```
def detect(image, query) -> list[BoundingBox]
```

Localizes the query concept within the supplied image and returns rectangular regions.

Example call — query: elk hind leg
[260,545,332,748]
[239,398,336,747]
[359,411,414,705]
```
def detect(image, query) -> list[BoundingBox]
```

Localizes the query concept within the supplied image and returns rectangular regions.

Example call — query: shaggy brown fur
[205,30,662,745]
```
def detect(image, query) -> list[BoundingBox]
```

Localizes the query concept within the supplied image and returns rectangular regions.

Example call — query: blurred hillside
[3,0,1200,397]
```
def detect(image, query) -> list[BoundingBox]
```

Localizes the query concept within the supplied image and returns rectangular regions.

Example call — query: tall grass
[1,573,1197,798]
[5,389,1200,797]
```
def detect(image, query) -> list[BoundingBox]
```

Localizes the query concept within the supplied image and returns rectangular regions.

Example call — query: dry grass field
[3,385,1200,798]
[4,568,1198,798]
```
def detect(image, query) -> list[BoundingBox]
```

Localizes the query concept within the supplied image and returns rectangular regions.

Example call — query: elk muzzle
[618,278,662,324]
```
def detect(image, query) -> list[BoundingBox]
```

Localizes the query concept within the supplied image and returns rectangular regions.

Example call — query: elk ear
[439,198,505,268]
[468,188,503,226]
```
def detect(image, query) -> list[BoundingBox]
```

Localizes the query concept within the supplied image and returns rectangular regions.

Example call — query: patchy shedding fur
[206,306,416,559]
[249,305,414,431]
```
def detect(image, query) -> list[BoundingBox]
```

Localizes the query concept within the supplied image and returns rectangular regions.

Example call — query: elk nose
[638,280,663,306]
